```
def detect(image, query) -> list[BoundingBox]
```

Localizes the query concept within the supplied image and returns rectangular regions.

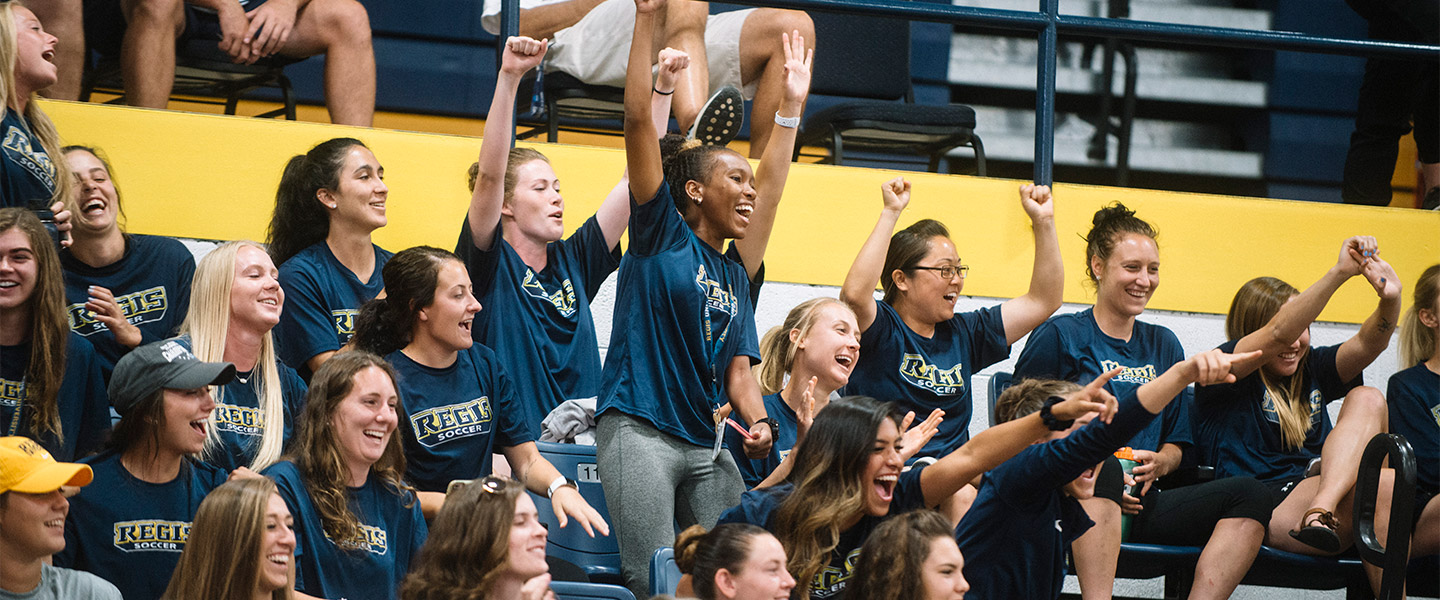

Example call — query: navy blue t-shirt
[275,242,391,378]
[597,184,761,446]
[1193,340,1360,483]
[60,234,195,376]
[387,346,536,493]
[455,217,619,419]
[264,460,428,600]
[170,336,308,471]
[0,109,57,209]
[718,465,927,599]
[1387,364,1439,495]
[0,334,110,461]
[724,392,798,488]
[841,299,1009,457]
[57,451,228,600]
[955,392,1158,600]
[1013,308,1191,453]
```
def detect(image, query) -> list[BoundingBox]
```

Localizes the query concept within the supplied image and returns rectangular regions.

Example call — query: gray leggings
[596,412,744,597]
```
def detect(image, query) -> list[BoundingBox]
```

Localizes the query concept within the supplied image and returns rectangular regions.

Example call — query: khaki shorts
[548,0,758,99]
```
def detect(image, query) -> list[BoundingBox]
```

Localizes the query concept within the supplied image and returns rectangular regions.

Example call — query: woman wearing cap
[261,351,427,600]
[0,436,120,600]
[56,339,236,600]
[0,208,109,462]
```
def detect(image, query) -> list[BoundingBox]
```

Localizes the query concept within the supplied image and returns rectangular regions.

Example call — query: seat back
[533,442,621,581]
[1353,433,1418,600]
[649,547,682,596]
[550,581,638,600]
[808,10,911,101]
[986,372,1013,427]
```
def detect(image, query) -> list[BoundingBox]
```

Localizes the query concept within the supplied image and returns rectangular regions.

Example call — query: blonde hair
[1226,277,1312,450]
[1400,264,1440,368]
[0,3,71,212]
[163,477,295,600]
[182,241,288,471]
[755,298,855,395]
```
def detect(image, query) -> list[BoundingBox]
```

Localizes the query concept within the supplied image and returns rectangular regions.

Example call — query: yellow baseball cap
[0,437,93,494]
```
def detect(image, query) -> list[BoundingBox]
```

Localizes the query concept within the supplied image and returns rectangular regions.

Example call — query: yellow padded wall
[48,100,1439,324]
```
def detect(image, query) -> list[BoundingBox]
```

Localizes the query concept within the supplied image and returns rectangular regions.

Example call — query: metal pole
[500,0,521,148]
[1034,0,1058,185]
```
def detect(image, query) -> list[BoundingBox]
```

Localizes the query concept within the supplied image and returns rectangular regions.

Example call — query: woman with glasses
[839,177,1063,460]
[1011,203,1270,600]
[261,351,428,600]
[400,476,555,600]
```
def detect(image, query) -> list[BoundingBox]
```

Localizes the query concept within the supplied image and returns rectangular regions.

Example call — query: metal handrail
[498,0,1440,185]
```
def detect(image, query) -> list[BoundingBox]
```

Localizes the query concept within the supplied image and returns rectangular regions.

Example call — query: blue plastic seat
[532,442,621,584]
[649,547,682,597]
[985,372,1012,427]
[550,581,638,600]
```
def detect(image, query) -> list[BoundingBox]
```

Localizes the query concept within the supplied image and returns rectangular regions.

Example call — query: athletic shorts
[546,0,757,99]
[82,0,271,58]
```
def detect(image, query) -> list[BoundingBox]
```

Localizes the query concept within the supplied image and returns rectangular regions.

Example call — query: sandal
[687,86,745,147]
[1288,508,1341,552]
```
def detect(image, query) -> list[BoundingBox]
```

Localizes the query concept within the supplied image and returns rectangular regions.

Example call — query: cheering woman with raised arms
[598,1,811,594]
[840,177,1062,459]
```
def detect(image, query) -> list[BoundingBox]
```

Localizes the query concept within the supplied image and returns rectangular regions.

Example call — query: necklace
[234,369,253,385]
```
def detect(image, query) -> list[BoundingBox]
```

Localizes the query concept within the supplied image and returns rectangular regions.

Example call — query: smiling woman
[260,351,427,600]
[266,138,392,380]
[401,476,554,600]
[162,477,298,600]
[58,146,196,377]
[0,2,71,215]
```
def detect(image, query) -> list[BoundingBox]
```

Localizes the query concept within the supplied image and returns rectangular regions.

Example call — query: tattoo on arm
[1378,317,1395,333]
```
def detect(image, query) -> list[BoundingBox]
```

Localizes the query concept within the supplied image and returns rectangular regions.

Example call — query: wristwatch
[546,476,578,499]
[1040,396,1074,431]
[756,417,781,441]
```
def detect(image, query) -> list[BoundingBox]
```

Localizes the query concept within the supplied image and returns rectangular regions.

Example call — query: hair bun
[1092,202,1135,227]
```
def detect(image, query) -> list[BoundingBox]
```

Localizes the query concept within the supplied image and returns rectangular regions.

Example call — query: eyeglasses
[446,474,511,497]
[910,264,969,280]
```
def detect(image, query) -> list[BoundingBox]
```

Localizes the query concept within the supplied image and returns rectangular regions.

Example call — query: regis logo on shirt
[1097,360,1158,385]
[409,397,493,448]
[67,286,169,336]
[328,524,389,555]
[521,270,577,318]
[112,520,191,552]
[811,547,861,598]
[898,354,965,396]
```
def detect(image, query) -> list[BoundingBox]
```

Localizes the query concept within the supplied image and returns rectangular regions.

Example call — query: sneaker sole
[687,86,745,147]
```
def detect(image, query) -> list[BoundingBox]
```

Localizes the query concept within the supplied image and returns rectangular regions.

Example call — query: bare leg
[1413,495,1440,557]
[28,0,84,100]
[119,0,185,108]
[1305,386,1388,520]
[737,8,813,158]
[1360,469,1396,595]
[1188,517,1264,600]
[1072,496,1120,600]
[278,0,375,126]
[654,0,709,131]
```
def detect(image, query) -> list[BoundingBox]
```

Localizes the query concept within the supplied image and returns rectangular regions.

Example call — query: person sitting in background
[60,146,195,377]
[845,509,968,600]
[177,241,306,473]
[479,0,813,157]
[1389,263,1439,559]
[81,0,376,125]
[955,349,1256,600]
[672,523,795,600]
[0,436,121,600]
[160,477,298,600]
[0,208,109,462]
[400,476,555,600]
[262,351,427,600]
[57,339,235,600]
[268,138,390,379]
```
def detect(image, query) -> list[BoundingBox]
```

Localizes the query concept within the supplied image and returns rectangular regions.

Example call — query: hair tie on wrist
[653,87,674,96]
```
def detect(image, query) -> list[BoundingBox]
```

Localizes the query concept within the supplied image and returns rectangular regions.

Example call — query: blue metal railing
[498,0,1440,185]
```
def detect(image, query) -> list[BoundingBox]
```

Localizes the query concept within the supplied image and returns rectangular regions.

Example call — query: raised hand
[794,376,818,442]
[1056,367,1122,423]
[84,286,143,348]
[634,0,666,13]
[1335,235,1379,278]
[656,47,690,91]
[881,176,911,212]
[1360,255,1401,300]
[899,408,944,462]
[1018,183,1054,222]
[1187,348,1263,386]
[779,30,814,105]
[501,36,548,76]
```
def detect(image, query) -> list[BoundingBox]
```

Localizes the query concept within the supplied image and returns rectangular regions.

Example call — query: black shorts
[1263,475,1309,509]
[1129,477,1275,546]
[82,0,272,58]
[1093,455,1126,504]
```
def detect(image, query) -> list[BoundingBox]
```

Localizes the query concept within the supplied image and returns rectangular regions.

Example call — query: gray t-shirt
[0,564,121,600]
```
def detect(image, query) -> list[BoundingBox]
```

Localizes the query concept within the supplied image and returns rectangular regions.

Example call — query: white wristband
[774,112,800,129]
[546,475,575,498]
